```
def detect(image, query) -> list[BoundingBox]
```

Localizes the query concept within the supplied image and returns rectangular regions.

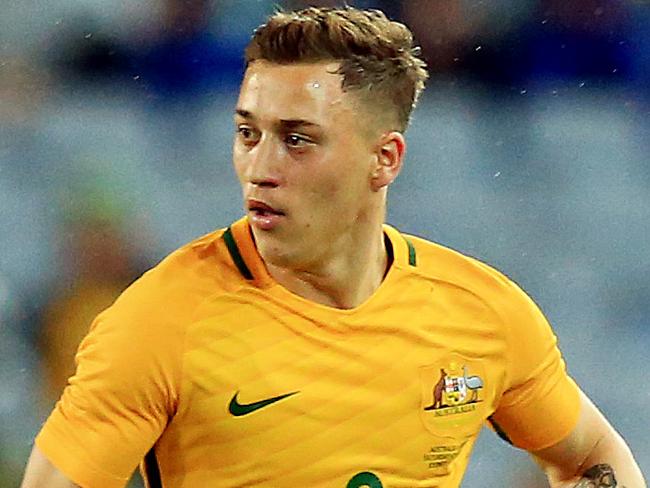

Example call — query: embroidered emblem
[424,365,484,410]
[419,358,488,438]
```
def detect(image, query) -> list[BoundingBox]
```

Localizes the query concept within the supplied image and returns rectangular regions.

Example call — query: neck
[265,213,389,310]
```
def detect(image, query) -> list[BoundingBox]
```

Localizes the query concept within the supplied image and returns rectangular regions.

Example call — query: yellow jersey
[36,217,580,487]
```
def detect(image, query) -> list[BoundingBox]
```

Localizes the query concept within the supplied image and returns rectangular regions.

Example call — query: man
[22,6,645,488]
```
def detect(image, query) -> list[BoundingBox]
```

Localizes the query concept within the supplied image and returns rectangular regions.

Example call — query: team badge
[419,357,488,438]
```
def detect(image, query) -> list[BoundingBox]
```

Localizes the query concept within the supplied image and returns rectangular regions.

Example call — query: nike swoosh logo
[228,390,300,417]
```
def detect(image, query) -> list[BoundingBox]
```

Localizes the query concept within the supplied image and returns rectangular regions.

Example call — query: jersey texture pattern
[36,217,580,488]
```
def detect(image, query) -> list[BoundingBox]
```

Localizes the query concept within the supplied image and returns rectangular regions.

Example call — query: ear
[370,131,406,191]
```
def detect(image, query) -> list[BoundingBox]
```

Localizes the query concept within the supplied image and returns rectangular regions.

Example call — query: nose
[246,134,281,188]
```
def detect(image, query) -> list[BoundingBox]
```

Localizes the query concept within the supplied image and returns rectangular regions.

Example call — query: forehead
[236,61,355,123]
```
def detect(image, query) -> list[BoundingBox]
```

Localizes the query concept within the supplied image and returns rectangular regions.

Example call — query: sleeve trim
[36,429,129,488]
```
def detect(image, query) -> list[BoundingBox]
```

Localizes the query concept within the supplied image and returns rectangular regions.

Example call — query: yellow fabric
[39,280,127,406]
[36,217,580,488]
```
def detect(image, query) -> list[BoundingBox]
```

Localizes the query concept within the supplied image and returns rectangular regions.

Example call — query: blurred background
[1,0,648,486]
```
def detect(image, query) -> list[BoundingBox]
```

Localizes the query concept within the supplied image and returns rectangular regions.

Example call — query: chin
[261,237,314,271]
[252,229,288,260]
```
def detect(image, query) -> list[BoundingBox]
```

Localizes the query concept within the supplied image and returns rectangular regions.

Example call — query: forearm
[21,446,80,488]
[532,389,646,488]
[545,431,646,488]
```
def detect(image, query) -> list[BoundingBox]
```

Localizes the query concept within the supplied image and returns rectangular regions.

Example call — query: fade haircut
[245,6,429,132]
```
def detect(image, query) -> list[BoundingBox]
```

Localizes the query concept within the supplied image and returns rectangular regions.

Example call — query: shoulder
[113,227,244,316]
[400,232,551,340]
[85,226,248,355]
[70,227,248,402]
[403,233,517,303]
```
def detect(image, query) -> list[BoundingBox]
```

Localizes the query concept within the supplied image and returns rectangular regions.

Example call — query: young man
[22,7,645,488]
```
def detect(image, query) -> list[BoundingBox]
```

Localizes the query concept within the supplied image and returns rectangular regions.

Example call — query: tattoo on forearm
[572,464,625,488]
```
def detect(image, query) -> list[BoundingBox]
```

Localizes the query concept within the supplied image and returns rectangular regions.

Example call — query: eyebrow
[235,109,321,130]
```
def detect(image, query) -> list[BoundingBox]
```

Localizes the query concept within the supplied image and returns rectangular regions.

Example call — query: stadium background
[1,0,648,486]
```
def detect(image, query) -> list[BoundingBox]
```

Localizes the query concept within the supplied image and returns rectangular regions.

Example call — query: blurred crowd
[1,1,649,486]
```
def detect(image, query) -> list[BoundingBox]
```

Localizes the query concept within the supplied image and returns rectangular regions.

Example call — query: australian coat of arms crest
[419,359,488,438]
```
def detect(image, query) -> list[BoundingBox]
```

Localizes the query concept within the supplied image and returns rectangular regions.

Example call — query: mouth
[247,199,286,231]
[247,199,286,222]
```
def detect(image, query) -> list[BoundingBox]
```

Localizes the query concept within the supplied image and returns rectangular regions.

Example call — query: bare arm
[532,389,646,488]
[21,445,79,488]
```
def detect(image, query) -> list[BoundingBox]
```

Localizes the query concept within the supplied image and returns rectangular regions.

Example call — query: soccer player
[22,6,645,488]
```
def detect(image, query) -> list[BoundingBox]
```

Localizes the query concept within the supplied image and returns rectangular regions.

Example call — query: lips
[247,199,285,216]
[247,199,286,231]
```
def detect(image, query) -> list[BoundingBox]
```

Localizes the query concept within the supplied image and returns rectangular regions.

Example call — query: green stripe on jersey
[223,227,254,280]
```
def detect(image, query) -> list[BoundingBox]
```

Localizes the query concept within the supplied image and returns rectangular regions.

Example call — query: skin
[233,60,404,309]
[533,390,645,487]
[20,60,646,488]
[21,448,79,488]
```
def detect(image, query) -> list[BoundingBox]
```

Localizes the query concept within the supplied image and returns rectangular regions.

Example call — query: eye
[236,126,258,144]
[237,127,252,138]
[285,134,311,148]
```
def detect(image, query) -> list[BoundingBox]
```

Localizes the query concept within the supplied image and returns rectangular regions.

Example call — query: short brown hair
[245,6,428,132]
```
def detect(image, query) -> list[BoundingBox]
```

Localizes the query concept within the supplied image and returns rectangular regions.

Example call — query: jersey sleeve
[35,278,182,488]
[489,276,581,452]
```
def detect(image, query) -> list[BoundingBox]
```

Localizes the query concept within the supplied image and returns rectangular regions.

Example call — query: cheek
[306,173,361,214]
[300,167,341,201]
[318,175,341,199]
[321,157,372,202]
[232,150,247,182]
